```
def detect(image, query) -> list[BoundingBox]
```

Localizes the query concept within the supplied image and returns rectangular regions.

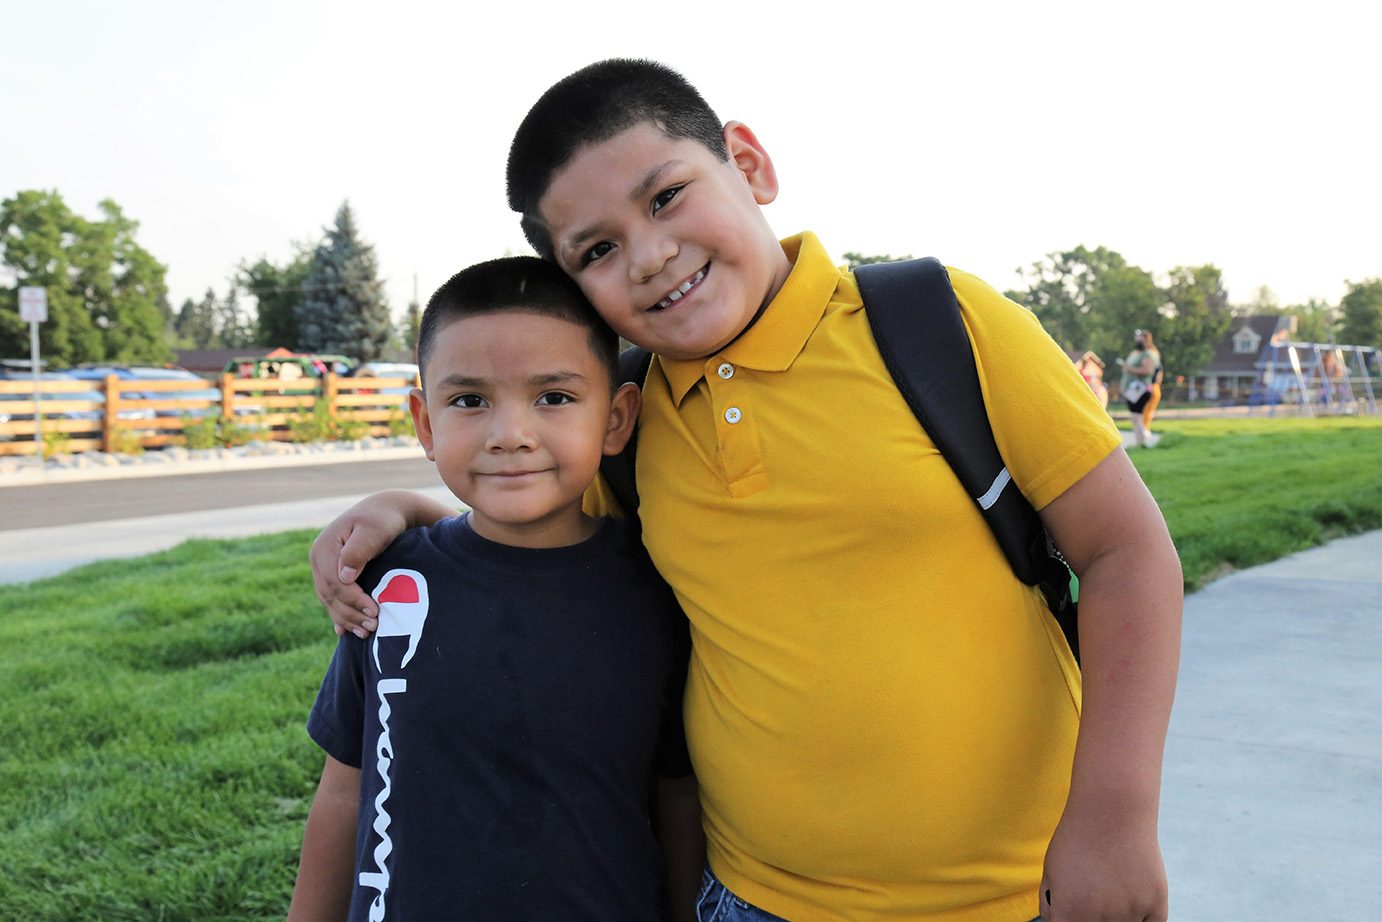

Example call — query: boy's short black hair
[418,256,620,391]
[507,58,728,260]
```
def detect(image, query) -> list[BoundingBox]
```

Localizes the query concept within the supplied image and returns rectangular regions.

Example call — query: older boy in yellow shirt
[311,60,1181,922]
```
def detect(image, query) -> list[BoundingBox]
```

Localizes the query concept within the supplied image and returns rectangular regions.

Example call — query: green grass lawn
[1126,417,1382,589]
[1,416,1379,918]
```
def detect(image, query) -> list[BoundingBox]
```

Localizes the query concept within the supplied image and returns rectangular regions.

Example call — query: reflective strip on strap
[977,467,1012,510]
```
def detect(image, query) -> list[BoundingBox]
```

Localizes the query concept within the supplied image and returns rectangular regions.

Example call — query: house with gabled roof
[1187,315,1295,401]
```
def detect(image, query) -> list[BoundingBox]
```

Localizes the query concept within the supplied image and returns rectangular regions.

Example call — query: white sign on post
[19,287,48,322]
[17,287,49,464]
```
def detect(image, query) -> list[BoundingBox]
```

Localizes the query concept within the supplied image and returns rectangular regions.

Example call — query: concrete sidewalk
[0,485,459,584]
[1159,529,1382,920]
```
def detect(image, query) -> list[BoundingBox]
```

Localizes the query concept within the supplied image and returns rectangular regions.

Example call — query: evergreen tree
[174,288,221,348]
[237,246,312,348]
[295,202,392,362]
[403,298,421,357]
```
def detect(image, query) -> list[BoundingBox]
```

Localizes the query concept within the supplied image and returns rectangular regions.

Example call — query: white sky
[3,0,1378,323]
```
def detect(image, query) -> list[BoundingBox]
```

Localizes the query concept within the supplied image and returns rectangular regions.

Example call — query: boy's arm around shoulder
[1036,448,1182,921]
[310,490,455,639]
[286,755,361,921]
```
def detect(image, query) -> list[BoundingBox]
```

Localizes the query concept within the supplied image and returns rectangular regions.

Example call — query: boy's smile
[538,121,792,362]
[409,311,637,548]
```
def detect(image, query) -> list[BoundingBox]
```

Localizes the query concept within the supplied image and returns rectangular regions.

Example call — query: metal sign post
[18,287,48,464]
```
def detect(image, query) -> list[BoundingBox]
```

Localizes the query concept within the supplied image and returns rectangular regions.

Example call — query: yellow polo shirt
[592,233,1121,920]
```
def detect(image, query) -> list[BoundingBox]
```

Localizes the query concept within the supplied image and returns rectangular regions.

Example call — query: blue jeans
[694,866,1042,922]
[695,868,788,921]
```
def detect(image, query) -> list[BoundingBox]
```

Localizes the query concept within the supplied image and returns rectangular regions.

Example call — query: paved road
[0,456,457,583]
[0,456,446,531]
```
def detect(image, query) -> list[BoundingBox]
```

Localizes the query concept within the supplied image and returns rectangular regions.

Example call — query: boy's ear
[408,388,436,461]
[723,121,779,206]
[602,382,642,456]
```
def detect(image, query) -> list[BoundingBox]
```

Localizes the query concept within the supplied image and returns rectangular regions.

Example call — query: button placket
[704,357,764,493]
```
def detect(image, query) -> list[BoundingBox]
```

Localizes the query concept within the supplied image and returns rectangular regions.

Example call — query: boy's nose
[486,408,537,451]
[628,233,678,283]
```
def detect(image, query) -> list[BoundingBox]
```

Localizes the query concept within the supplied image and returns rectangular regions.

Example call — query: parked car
[347,362,419,396]
[223,354,355,381]
[68,365,262,418]
[0,372,157,439]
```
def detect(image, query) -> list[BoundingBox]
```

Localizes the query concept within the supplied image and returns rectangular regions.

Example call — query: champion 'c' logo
[371,569,430,671]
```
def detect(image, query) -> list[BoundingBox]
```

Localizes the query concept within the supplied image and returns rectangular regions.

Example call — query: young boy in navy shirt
[287,256,700,921]
[311,61,1182,922]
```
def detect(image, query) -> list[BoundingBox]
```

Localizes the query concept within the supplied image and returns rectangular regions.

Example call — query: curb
[0,441,427,489]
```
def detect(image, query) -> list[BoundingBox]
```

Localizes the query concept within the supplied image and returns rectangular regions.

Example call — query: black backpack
[598,258,1081,664]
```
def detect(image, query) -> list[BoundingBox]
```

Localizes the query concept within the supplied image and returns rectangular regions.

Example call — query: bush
[108,428,146,456]
[182,414,265,450]
[386,407,415,438]
[40,430,71,459]
[288,401,367,443]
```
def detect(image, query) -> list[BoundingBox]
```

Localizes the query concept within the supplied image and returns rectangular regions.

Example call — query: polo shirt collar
[660,232,840,406]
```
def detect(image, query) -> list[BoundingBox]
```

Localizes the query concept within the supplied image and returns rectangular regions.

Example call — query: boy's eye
[651,185,682,215]
[452,394,486,409]
[582,241,614,266]
[537,392,574,407]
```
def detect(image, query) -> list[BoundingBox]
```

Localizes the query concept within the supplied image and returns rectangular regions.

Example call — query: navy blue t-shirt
[308,514,691,921]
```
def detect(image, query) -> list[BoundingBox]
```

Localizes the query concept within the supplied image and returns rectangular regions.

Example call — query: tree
[1,190,171,366]
[1286,298,1340,345]
[237,246,312,348]
[402,297,421,356]
[842,251,913,269]
[174,289,220,348]
[216,287,255,348]
[295,202,392,362]
[1339,278,1382,349]
[1158,265,1232,379]
[1005,245,1130,353]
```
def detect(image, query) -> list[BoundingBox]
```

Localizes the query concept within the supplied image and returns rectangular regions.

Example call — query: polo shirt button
[724,407,742,424]
[717,363,735,379]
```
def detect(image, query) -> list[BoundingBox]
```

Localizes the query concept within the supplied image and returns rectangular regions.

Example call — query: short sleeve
[306,636,367,769]
[949,268,1122,510]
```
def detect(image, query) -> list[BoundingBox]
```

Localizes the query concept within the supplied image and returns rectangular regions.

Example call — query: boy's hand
[310,490,453,638]
[1039,799,1168,922]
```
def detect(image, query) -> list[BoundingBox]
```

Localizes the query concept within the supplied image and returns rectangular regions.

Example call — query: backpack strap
[854,258,1080,662]
[598,345,654,518]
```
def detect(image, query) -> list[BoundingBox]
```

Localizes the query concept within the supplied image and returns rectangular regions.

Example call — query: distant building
[175,347,278,377]
[1187,316,1295,401]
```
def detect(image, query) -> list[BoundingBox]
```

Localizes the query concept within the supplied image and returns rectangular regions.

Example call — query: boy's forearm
[654,774,705,922]
[287,757,361,922]
[368,489,456,529]
[1066,535,1182,819]
[1035,449,1180,918]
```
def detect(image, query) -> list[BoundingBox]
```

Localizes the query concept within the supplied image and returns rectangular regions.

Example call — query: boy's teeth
[656,269,705,308]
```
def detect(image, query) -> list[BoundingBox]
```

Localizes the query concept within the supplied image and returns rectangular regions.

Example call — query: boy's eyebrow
[559,159,684,260]
[529,371,588,387]
[434,371,588,389]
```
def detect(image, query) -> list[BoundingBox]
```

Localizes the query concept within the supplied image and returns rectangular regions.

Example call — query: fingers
[310,524,380,640]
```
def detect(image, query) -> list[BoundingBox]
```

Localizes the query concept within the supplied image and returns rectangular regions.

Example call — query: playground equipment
[1248,341,1378,416]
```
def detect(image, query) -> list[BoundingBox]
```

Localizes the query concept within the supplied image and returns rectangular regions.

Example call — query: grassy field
[1,416,1379,919]
[1125,417,1382,588]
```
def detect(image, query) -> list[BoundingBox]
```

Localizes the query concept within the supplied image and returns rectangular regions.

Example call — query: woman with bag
[1120,329,1162,447]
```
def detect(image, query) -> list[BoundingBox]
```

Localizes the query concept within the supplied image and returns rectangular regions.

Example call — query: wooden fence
[0,373,418,458]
